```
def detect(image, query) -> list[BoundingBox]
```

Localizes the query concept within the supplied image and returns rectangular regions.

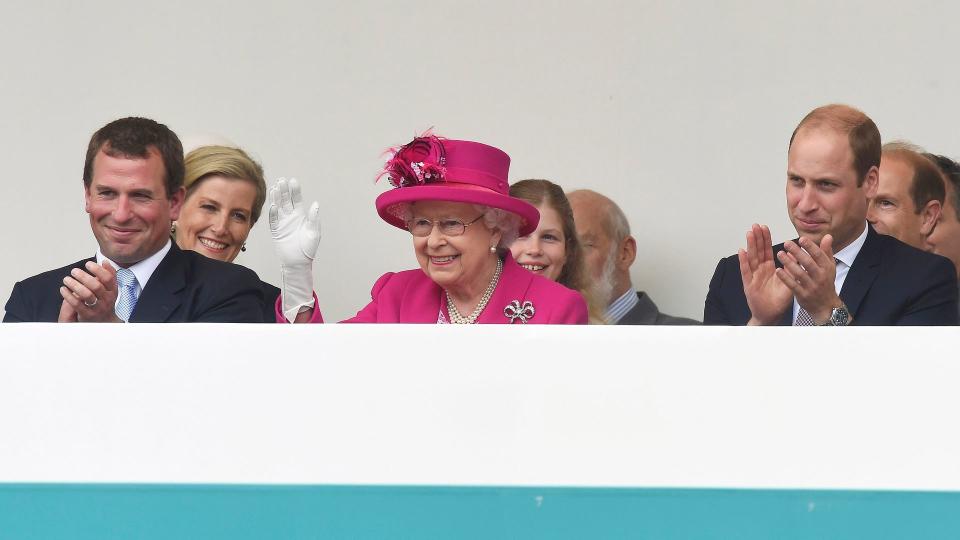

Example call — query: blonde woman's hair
[184,145,267,224]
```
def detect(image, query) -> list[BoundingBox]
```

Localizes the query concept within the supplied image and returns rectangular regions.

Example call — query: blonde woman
[173,145,278,321]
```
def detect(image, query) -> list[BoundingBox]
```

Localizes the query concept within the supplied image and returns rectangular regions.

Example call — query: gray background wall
[2,0,958,322]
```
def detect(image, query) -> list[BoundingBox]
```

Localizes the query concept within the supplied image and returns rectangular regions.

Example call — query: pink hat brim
[376,184,540,236]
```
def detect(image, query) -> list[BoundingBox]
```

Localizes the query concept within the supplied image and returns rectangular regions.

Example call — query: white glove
[269,177,321,322]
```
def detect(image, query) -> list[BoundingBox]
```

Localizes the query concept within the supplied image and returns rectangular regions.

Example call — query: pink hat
[375,135,540,236]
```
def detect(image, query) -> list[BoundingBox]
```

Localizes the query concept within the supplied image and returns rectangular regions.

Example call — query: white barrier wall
[2,2,960,322]
[1,324,958,491]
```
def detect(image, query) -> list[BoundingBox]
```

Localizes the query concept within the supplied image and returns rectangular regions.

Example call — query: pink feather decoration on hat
[378,132,448,188]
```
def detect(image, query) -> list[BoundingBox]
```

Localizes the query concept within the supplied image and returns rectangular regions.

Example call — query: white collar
[834,222,869,268]
[96,239,172,289]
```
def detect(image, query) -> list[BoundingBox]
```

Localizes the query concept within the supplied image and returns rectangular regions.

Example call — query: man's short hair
[925,153,960,220]
[569,189,631,246]
[882,142,945,213]
[788,104,881,186]
[83,117,184,198]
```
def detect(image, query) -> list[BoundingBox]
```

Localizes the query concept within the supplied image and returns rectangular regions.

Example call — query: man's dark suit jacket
[703,226,959,325]
[618,292,700,325]
[258,281,281,323]
[4,244,266,323]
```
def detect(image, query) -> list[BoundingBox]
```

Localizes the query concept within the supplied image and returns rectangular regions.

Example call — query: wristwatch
[818,305,851,326]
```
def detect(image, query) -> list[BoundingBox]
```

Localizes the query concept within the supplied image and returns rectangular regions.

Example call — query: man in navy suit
[3,117,264,323]
[704,104,958,326]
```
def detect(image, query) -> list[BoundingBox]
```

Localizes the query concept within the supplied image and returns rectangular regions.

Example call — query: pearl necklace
[445,257,503,324]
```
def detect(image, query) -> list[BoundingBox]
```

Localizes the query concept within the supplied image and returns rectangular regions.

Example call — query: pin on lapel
[504,300,535,323]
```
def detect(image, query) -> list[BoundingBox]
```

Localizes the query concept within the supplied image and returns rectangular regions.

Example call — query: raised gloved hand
[269,177,321,322]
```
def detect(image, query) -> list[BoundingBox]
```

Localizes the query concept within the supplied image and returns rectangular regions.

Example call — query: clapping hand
[58,261,121,323]
[738,224,792,325]
[776,234,841,324]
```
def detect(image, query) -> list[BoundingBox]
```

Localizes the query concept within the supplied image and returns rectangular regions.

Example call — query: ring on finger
[84,297,99,307]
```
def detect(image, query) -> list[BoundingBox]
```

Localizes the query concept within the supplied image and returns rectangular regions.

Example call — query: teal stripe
[1,484,959,539]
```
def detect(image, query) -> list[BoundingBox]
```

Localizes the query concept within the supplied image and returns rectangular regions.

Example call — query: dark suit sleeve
[3,282,28,322]
[258,281,281,323]
[703,258,733,325]
[193,265,266,323]
[895,256,959,326]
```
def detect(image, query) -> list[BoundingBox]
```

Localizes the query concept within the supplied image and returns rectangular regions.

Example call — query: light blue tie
[115,268,139,322]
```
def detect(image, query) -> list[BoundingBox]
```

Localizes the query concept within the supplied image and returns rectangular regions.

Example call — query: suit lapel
[619,293,658,325]
[479,254,534,324]
[401,274,444,323]
[839,226,882,318]
[130,246,185,322]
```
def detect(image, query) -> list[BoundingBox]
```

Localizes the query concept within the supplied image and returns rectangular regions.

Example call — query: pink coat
[279,253,588,324]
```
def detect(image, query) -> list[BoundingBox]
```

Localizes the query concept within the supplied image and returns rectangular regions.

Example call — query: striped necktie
[115,267,139,322]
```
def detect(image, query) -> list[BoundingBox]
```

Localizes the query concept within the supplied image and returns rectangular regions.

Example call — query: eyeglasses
[406,215,485,237]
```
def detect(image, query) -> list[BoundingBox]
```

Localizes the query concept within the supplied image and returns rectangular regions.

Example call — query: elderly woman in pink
[270,134,588,324]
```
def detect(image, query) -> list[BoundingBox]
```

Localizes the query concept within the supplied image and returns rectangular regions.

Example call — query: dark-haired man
[925,154,960,283]
[704,104,957,325]
[867,143,944,250]
[4,117,264,322]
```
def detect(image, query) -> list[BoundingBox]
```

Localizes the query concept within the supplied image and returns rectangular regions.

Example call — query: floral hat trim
[377,133,448,188]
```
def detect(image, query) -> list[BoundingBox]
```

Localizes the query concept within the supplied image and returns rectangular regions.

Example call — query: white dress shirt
[96,240,172,319]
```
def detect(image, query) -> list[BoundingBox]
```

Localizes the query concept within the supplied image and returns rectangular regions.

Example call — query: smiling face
[175,176,258,262]
[509,204,568,281]
[410,200,502,298]
[85,147,183,266]
[786,127,876,250]
[868,154,926,249]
